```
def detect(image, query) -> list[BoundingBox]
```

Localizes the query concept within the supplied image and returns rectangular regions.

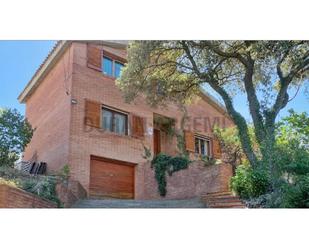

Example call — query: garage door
[89,156,135,199]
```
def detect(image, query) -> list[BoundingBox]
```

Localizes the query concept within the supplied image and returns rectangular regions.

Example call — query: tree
[117,41,309,178]
[0,108,33,167]
[213,126,246,175]
[276,109,309,149]
[226,110,309,207]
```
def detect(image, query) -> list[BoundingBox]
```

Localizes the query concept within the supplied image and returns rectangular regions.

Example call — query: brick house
[18,41,234,200]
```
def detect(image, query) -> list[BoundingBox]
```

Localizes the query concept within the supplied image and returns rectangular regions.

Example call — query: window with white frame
[195,136,211,157]
[102,56,124,78]
[102,107,128,135]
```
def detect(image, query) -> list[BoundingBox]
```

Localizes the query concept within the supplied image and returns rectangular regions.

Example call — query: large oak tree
[117,41,309,175]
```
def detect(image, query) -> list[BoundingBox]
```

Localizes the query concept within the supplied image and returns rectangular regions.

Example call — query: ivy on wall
[151,153,190,196]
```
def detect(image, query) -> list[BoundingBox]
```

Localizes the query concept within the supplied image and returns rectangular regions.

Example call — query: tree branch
[180,41,259,167]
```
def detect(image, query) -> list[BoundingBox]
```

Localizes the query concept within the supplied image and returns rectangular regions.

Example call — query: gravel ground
[72,198,206,208]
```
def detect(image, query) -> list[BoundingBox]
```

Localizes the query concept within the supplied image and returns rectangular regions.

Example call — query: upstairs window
[102,107,128,135]
[114,61,124,78]
[195,136,211,157]
[102,56,124,78]
[103,56,113,76]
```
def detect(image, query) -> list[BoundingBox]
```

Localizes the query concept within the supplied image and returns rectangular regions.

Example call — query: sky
[0,41,308,121]
[0,41,56,113]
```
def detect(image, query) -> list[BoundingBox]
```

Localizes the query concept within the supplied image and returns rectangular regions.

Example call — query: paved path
[72,198,206,208]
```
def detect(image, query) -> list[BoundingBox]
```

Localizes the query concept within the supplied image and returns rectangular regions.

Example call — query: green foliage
[176,133,188,156]
[58,164,71,182]
[231,165,270,199]
[201,155,216,166]
[276,109,309,149]
[213,126,244,167]
[21,176,60,204]
[142,144,152,160]
[241,110,309,208]
[0,166,60,205]
[117,40,309,173]
[151,153,190,196]
[0,108,33,167]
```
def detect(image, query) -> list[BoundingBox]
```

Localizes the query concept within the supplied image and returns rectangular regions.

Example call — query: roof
[18,40,228,116]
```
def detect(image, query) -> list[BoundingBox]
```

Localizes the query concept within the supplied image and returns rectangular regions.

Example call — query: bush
[266,175,309,208]
[0,166,60,205]
[20,176,60,204]
[231,165,270,199]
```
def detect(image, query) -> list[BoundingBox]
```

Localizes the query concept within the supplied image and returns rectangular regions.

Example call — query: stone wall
[135,161,233,200]
[0,184,57,208]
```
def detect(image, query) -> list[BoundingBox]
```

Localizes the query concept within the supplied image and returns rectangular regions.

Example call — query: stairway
[201,191,246,208]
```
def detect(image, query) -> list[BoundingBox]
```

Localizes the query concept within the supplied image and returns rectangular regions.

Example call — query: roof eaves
[199,87,229,116]
[18,40,128,103]
[18,40,70,103]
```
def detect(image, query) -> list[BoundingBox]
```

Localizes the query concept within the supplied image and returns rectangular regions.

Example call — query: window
[114,61,124,78]
[102,107,128,135]
[195,136,211,157]
[103,56,113,76]
[102,56,124,78]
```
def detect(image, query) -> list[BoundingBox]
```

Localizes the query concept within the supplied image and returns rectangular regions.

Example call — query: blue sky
[0,41,308,120]
[0,41,56,113]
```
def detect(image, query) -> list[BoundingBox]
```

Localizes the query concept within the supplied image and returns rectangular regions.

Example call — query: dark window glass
[114,61,124,78]
[195,138,199,154]
[200,140,206,155]
[103,56,113,76]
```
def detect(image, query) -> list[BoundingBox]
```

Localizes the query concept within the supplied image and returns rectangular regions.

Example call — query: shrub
[58,164,70,182]
[21,176,60,204]
[0,166,60,205]
[231,165,270,199]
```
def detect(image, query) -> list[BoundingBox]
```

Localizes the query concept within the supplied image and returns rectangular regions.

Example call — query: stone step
[203,191,234,197]
[207,201,245,207]
[208,204,246,208]
[206,200,244,206]
[202,196,241,202]
[201,191,246,208]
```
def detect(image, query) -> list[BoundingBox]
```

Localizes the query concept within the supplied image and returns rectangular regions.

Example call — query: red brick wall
[135,162,233,200]
[23,41,234,197]
[0,184,57,208]
[23,45,74,174]
[68,42,233,193]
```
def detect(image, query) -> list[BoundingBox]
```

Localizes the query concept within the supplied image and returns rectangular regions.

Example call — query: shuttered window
[87,45,102,71]
[85,100,101,128]
[212,138,222,159]
[184,130,195,152]
[131,115,145,138]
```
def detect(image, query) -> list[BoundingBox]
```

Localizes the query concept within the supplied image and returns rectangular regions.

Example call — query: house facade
[18,41,234,200]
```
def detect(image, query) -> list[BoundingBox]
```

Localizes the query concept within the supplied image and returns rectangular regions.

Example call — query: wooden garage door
[89,156,135,199]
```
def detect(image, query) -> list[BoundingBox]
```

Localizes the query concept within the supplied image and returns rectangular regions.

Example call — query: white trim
[194,134,212,157]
